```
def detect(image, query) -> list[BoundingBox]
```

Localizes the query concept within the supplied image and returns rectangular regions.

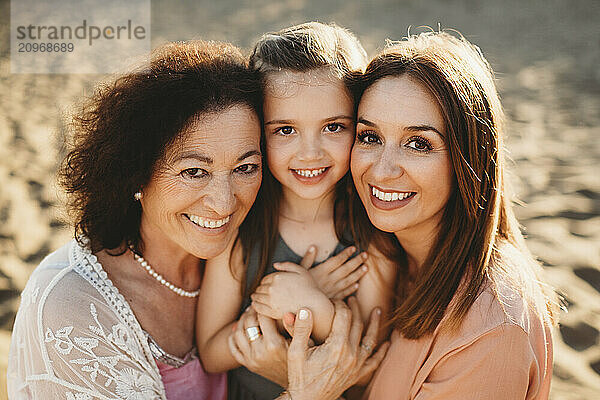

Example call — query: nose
[297,132,325,161]
[203,174,236,216]
[370,146,404,181]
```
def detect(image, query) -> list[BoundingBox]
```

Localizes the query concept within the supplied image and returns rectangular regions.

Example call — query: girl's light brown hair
[348,31,558,338]
[236,22,367,297]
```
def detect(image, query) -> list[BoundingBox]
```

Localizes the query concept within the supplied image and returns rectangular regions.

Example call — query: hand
[306,246,369,299]
[284,298,389,400]
[251,263,328,320]
[228,308,289,387]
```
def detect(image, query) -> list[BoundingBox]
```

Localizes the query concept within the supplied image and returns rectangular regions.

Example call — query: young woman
[196,22,396,399]
[346,31,557,399]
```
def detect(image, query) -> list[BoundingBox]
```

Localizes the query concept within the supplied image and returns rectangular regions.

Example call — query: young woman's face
[263,69,354,201]
[351,75,454,238]
[139,105,262,259]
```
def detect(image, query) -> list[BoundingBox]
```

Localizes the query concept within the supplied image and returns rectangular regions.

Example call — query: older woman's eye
[234,164,259,175]
[181,168,208,178]
[356,131,381,145]
[406,136,433,152]
[275,126,295,136]
[324,123,344,134]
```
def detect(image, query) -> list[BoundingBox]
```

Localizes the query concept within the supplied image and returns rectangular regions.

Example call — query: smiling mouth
[371,186,416,202]
[184,213,231,229]
[291,167,329,178]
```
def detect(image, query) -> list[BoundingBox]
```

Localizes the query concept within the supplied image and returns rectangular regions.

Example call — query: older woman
[240,31,558,400]
[7,41,264,399]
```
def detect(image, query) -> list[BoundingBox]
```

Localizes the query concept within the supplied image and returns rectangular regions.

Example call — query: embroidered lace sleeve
[8,242,167,399]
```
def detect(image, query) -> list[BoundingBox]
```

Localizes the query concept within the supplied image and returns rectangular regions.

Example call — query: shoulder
[9,240,165,399]
[19,240,101,307]
[440,281,542,350]
[429,279,552,382]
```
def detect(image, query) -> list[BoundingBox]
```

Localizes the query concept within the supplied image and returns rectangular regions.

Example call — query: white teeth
[187,214,230,229]
[294,168,326,177]
[371,187,413,202]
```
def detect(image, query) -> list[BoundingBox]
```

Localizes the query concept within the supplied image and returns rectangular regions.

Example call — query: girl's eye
[234,163,259,175]
[406,137,433,152]
[275,126,295,136]
[357,131,381,145]
[324,123,344,134]
[181,168,208,178]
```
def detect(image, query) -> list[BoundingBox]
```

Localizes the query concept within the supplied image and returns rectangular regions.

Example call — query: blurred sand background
[1,0,599,398]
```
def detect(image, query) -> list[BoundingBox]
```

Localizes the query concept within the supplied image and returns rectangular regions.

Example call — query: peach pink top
[365,282,553,400]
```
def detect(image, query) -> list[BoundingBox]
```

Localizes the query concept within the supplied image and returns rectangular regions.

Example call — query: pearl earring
[133,191,143,201]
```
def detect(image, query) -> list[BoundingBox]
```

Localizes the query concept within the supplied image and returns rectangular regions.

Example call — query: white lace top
[8,240,168,399]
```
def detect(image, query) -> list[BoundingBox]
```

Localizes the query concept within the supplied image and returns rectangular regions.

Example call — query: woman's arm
[196,239,245,373]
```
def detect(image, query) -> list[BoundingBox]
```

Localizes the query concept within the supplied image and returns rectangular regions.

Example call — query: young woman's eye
[406,136,433,152]
[181,168,208,179]
[356,131,381,145]
[274,126,295,136]
[324,123,344,134]
[234,163,259,175]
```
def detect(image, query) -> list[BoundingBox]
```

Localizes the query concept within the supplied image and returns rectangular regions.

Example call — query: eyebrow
[357,118,445,138]
[173,149,261,164]
[265,114,354,126]
[406,125,445,138]
[236,150,262,162]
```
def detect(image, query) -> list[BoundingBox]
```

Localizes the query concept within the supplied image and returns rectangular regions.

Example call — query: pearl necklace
[129,246,200,298]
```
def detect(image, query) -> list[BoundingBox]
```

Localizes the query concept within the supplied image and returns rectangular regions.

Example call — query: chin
[191,236,231,259]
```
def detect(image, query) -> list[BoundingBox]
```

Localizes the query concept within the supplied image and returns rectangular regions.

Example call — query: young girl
[196,22,396,400]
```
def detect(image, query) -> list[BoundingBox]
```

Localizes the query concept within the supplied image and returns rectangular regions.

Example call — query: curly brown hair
[60,40,263,253]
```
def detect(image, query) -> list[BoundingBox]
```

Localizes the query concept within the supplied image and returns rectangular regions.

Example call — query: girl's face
[263,69,354,201]
[351,75,454,239]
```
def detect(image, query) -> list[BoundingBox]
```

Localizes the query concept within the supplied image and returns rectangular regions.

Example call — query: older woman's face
[351,76,453,239]
[139,105,262,259]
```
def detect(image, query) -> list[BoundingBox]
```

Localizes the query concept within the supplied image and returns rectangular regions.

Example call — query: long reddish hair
[348,32,558,338]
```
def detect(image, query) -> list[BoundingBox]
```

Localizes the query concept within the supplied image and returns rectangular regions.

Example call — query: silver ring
[361,342,373,352]
[246,326,262,342]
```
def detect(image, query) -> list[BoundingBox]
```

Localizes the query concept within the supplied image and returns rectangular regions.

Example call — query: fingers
[357,307,382,362]
[329,252,368,282]
[242,307,260,330]
[300,246,317,269]
[347,297,364,347]
[251,300,279,319]
[332,264,368,295]
[228,333,246,364]
[332,283,360,299]
[273,262,307,274]
[257,313,279,339]
[360,341,390,380]
[315,246,356,274]
[288,308,313,372]
[282,312,296,336]
[326,299,352,346]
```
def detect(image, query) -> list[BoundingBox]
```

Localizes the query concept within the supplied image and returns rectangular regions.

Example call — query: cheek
[350,148,374,178]
[235,175,262,209]
[416,156,454,200]
[325,136,353,165]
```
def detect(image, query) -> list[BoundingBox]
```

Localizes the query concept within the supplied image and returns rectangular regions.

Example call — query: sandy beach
[1,0,599,398]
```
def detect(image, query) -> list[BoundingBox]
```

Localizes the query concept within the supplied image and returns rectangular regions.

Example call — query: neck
[280,187,335,223]
[394,215,443,279]
[137,217,203,289]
